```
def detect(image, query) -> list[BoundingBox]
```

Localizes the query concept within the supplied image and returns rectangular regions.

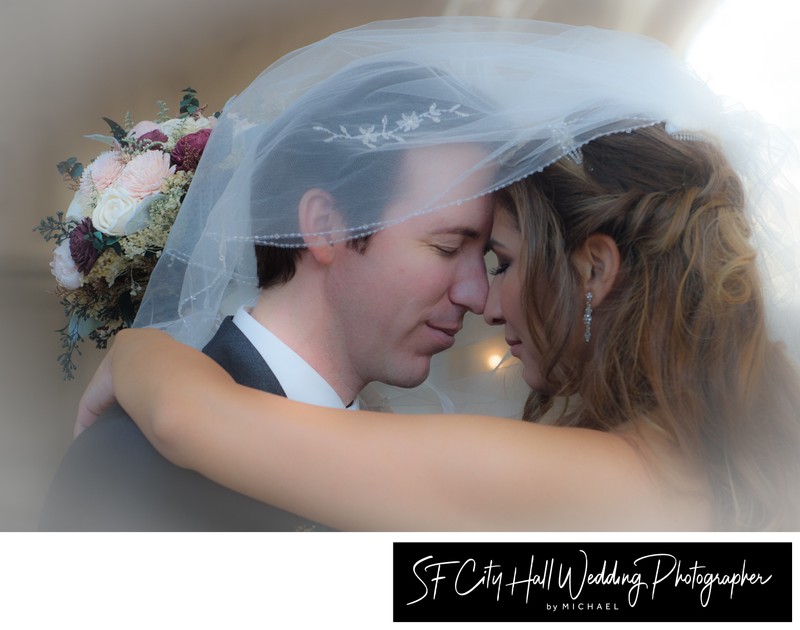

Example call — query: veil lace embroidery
[313,103,468,148]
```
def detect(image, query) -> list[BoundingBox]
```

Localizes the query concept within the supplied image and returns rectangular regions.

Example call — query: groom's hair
[249,60,488,289]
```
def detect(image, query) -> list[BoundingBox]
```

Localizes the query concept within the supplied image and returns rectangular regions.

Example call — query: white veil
[132,17,800,411]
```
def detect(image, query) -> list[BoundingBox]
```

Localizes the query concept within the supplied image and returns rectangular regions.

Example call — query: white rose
[50,240,83,290]
[91,186,140,236]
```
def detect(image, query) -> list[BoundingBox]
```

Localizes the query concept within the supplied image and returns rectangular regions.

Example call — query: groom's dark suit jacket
[39,318,334,531]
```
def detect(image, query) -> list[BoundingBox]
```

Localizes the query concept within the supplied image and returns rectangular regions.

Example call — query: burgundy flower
[69,218,101,274]
[170,128,212,172]
[136,129,169,149]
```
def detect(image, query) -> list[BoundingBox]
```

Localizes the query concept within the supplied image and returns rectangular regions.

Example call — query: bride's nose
[483,276,505,326]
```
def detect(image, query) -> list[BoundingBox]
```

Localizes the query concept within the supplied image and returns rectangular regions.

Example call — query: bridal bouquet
[36,88,219,379]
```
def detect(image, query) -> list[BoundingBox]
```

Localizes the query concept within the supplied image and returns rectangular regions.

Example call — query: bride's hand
[70,328,216,458]
[74,347,116,438]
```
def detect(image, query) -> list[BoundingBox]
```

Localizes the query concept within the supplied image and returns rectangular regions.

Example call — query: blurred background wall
[2,0,791,530]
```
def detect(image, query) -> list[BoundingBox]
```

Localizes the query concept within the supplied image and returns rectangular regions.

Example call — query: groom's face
[327,144,493,389]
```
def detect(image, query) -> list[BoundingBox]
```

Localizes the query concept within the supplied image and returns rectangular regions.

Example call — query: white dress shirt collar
[232,306,359,410]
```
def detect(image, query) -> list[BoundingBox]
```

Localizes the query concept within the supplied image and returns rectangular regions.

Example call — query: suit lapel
[202,317,287,396]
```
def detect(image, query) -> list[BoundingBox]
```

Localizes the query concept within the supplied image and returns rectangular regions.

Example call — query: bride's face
[484,207,547,392]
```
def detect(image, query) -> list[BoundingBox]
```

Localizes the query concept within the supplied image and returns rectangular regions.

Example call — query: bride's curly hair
[497,124,800,531]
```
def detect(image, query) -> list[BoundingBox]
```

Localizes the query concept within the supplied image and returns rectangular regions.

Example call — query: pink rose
[79,151,125,196]
[117,150,175,200]
[170,128,212,172]
[129,120,161,138]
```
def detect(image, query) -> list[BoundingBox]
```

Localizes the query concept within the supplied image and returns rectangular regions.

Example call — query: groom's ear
[298,188,345,265]
[570,232,620,307]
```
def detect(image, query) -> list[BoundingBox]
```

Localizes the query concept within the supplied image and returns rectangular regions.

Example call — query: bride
[76,18,800,531]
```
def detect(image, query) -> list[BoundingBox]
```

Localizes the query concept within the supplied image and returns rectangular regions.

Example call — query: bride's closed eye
[487,247,511,276]
[489,262,509,276]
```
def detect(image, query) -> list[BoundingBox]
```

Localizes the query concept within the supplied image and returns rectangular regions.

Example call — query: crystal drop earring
[583,291,593,343]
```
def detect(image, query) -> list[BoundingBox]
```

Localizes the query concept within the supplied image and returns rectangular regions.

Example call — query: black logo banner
[393,542,791,622]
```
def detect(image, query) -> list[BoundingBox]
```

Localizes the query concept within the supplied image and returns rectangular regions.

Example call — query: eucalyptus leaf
[57,157,84,181]
[179,87,200,118]
[57,156,78,173]
[83,133,118,146]
[123,194,161,234]
[67,314,99,342]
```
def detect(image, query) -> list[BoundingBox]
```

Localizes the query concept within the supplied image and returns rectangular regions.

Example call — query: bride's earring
[583,291,593,343]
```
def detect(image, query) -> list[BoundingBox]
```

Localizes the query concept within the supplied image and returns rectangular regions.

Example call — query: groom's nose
[449,256,489,314]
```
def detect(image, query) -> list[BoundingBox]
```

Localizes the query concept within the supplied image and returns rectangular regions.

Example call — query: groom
[39,62,495,531]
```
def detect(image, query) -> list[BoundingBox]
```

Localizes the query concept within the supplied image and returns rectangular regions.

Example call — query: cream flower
[79,151,125,197]
[50,240,83,290]
[65,188,92,221]
[91,186,140,236]
[160,115,214,138]
[117,150,175,201]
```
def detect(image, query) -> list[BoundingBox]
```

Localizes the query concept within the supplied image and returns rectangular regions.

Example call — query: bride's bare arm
[99,328,708,531]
